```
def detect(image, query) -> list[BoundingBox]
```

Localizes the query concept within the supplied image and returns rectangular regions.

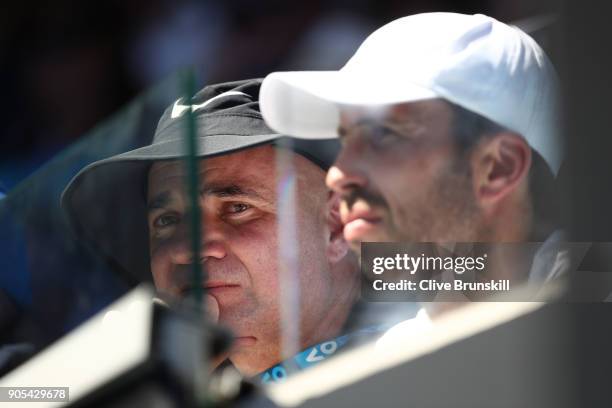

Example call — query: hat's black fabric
[61,78,339,285]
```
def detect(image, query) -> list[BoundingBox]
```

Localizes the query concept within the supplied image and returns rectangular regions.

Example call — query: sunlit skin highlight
[148,145,359,376]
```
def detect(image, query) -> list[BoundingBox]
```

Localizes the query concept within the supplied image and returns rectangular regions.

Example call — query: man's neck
[303,275,360,349]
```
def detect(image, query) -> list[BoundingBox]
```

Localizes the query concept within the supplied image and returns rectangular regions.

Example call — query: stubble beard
[391,158,484,244]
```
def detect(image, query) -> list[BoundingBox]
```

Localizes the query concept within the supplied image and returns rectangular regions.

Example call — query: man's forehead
[147,147,277,198]
[339,98,451,126]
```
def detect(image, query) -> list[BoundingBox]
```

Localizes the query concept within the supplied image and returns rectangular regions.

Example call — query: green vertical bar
[182,70,203,308]
[182,70,211,406]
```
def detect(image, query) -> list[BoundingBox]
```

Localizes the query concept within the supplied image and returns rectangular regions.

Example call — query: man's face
[147,145,343,376]
[327,99,483,252]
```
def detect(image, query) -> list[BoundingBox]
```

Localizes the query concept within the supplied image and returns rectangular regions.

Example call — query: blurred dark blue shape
[0,74,185,349]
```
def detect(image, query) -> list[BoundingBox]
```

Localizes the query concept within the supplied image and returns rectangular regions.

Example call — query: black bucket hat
[61,78,339,285]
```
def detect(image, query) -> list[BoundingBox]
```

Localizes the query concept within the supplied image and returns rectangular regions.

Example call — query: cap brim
[260,71,438,139]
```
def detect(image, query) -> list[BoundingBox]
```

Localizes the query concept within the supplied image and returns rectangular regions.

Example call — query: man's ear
[472,132,532,211]
[326,191,349,265]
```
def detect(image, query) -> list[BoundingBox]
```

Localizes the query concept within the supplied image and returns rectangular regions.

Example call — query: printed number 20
[306,341,338,363]
[262,366,288,384]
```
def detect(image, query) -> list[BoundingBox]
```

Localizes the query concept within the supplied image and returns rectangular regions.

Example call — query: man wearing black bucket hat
[62,79,372,379]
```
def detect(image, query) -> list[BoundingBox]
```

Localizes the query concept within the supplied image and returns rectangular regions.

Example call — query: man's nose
[326,148,369,195]
[170,215,228,265]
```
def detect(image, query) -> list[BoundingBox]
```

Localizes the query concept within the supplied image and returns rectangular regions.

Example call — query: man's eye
[153,213,180,228]
[366,126,401,149]
[226,203,251,214]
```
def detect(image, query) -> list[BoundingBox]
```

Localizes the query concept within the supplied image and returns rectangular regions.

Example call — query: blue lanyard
[258,326,387,384]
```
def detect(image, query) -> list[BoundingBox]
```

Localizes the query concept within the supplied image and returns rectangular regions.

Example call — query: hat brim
[100,132,283,162]
[61,133,282,285]
[260,71,438,139]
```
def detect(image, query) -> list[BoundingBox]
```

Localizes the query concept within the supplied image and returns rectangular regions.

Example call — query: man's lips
[341,210,383,242]
[342,210,381,225]
[179,282,240,298]
[233,336,256,347]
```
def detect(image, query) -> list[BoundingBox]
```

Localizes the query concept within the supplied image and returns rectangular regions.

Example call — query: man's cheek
[252,271,281,304]
[149,247,173,292]
[385,175,420,223]
[205,294,220,323]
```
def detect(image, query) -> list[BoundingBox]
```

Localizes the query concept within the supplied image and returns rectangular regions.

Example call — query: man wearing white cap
[260,13,565,318]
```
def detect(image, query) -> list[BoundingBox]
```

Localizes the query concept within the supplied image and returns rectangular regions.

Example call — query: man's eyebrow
[338,118,382,136]
[200,184,267,201]
[341,117,422,136]
[147,184,269,212]
[147,191,171,212]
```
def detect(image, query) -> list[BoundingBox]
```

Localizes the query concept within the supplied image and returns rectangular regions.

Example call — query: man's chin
[345,229,393,255]
[229,346,281,378]
[348,239,363,256]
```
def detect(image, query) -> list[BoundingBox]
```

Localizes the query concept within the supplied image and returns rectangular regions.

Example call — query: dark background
[0,0,555,190]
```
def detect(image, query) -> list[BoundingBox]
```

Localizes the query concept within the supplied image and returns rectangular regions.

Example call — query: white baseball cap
[260,12,561,173]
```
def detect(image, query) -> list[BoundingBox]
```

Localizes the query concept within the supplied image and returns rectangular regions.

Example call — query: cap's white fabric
[260,12,561,173]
